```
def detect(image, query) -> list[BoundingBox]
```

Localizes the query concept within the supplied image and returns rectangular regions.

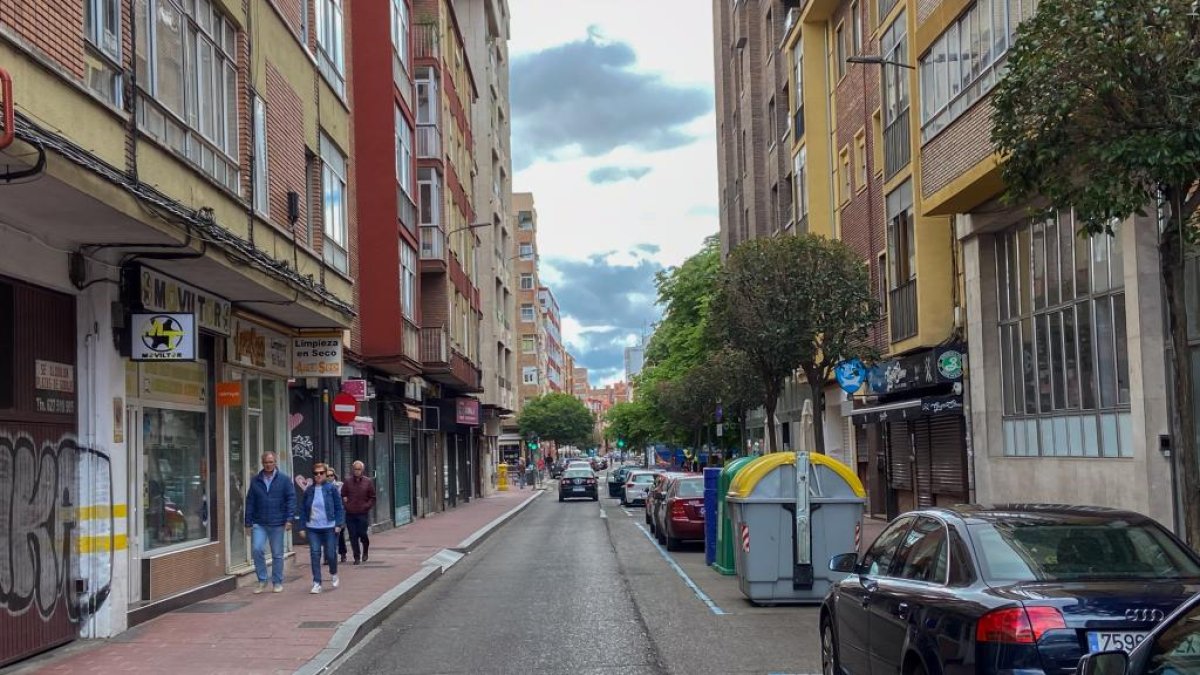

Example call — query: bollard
[498,464,509,491]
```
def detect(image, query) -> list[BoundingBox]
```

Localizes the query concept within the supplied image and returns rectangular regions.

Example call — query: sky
[508,0,718,388]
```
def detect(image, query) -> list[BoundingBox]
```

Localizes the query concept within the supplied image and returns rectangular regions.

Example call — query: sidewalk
[21,488,542,675]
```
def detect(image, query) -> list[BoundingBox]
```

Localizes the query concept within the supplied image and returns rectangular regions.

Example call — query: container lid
[727,452,866,501]
[720,455,757,478]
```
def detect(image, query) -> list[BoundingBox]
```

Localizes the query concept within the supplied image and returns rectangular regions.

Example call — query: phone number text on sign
[292,336,343,378]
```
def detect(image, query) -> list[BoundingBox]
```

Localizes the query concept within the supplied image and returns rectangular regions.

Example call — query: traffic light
[527,438,539,451]
[616,438,626,449]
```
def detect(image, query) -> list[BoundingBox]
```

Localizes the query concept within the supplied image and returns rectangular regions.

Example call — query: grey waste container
[726,451,865,604]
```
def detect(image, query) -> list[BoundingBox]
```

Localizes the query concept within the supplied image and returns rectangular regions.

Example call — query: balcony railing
[417,124,441,159]
[414,23,438,59]
[883,107,911,180]
[420,325,448,364]
[420,225,445,261]
[403,318,420,361]
[889,278,919,342]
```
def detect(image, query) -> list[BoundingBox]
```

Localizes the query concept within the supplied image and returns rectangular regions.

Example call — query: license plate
[1087,631,1148,653]
[573,487,584,492]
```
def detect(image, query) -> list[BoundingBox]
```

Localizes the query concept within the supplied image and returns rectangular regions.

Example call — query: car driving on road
[820,504,1200,675]
[558,467,598,502]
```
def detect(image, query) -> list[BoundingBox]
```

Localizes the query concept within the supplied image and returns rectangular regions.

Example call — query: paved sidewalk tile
[24,489,537,675]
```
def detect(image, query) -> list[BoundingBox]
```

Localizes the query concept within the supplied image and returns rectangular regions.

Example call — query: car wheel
[558,495,564,502]
[821,617,839,675]
[666,536,680,551]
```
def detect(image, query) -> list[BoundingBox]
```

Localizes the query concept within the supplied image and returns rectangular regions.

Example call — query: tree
[517,393,595,448]
[604,400,656,452]
[703,348,764,456]
[710,234,879,453]
[639,235,721,391]
[990,0,1200,543]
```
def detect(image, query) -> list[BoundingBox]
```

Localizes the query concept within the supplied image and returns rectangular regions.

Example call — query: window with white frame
[520,273,534,290]
[518,211,533,230]
[87,0,121,61]
[135,0,240,193]
[520,304,535,323]
[321,135,349,274]
[522,366,538,385]
[919,0,1037,141]
[793,147,808,227]
[885,180,915,288]
[880,12,910,178]
[396,107,413,197]
[419,168,440,226]
[252,95,268,215]
[521,336,535,353]
[316,0,346,95]
[519,243,534,260]
[996,212,1130,458]
[416,69,438,125]
[400,243,417,319]
[391,0,409,75]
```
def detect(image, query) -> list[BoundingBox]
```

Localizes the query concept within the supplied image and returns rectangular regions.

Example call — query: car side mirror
[829,552,859,574]
[1077,651,1128,675]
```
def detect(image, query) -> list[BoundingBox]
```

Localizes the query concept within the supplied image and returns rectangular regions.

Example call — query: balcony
[398,189,418,237]
[420,325,483,392]
[403,318,420,363]
[420,225,446,270]
[414,23,438,60]
[417,124,441,159]
[883,107,911,180]
[889,278,919,342]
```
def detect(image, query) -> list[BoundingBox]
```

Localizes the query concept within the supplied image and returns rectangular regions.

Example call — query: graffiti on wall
[0,432,114,622]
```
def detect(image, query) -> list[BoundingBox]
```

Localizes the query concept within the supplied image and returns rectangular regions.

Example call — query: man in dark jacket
[340,460,376,564]
[245,452,297,593]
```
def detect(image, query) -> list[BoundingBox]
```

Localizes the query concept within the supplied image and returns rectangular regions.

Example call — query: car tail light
[670,500,687,519]
[976,606,1065,644]
[626,483,635,489]
[586,478,596,485]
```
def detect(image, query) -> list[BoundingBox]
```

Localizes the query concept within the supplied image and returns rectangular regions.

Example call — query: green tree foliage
[710,234,878,453]
[604,400,656,452]
[639,235,721,390]
[990,0,1200,543]
[517,393,595,448]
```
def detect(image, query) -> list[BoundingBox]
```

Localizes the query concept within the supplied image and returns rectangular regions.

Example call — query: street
[336,470,823,675]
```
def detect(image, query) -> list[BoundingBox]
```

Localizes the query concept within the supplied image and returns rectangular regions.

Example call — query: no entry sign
[331,392,358,425]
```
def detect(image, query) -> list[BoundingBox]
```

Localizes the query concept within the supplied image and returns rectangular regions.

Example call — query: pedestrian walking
[244,451,296,594]
[328,468,348,563]
[526,460,537,487]
[301,462,345,594]
[516,461,526,490]
[341,460,376,564]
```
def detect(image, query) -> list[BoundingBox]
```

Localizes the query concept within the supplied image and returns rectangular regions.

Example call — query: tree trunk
[1161,204,1200,547]
[807,370,827,455]
[765,381,781,454]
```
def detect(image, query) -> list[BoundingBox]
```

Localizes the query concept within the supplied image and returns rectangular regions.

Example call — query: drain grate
[177,601,249,614]
[298,621,341,629]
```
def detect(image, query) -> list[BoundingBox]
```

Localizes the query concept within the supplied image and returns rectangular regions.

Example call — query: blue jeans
[251,524,286,585]
[308,527,338,583]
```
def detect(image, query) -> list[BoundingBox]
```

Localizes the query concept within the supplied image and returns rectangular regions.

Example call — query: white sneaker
[310,582,322,594]
[253,582,267,594]
[331,574,340,589]
[272,584,283,593]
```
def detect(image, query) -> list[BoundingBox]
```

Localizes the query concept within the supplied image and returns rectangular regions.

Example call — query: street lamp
[846,54,916,70]
[444,222,494,236]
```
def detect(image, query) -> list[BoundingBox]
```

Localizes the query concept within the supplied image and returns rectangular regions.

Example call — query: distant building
[624,345,644,381]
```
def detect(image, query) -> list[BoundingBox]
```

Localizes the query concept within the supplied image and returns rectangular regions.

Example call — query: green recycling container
[713,456,756,575]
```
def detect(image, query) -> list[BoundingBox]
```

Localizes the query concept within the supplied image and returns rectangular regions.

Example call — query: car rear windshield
[563,470,592,478]
[675,478,703,497]
[631,474,656,483]
[968,520,1200,582]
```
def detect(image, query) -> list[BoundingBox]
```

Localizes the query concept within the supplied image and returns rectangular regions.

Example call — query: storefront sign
[216,381,243,407]
[867,344,967,396]
[228,317,292,377]
[139,361,207,406]
[352,417,374,436]
[456,398,480,426]
[342,379,368,401]
[140,267,232,335]
[34,359,76,415]
[131,313,197,361]
[292,335,343,378]
[404,404,423,420]
[834,358,867,394]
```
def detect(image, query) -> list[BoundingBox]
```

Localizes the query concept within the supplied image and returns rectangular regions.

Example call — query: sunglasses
[314,470,326,476]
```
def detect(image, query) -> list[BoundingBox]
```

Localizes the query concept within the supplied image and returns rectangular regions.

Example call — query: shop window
[0,281,12,409]
[144,405,209,551]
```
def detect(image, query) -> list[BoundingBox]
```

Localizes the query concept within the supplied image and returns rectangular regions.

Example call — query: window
[855,130,868,189]
[1147,603,1200,669]
[792,40,804,135]
[920,0,1031,141]
[252,95,268,215]
[391,0,409,74]
[321,135,349,274]
[871,108,884,175]
[134,0,240,193]
[839,147,852,204]
[834,23,847,81]
[881,12,911,178]
[400,243,416,319]
[793,147,808,226]
[886,180,915,287]
[520,304,535,323]
[860,516,914,576]
[518,211,534,230]
[878,0,900,24]
[416,69,438,125]
[996,213,1130,457]
[87,0,121,61]
[522,366,538,385]
[396,107,413,196]
[520,273,535,290]
[418,168,440,226]
[521,337,535,354]
[893,517,948,584]
[316,0,345,95]
[850,1,862,54]
[519,243,534,260]
[143,405,209,551]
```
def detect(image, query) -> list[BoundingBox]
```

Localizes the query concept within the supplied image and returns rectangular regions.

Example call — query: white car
[621,470,658,506]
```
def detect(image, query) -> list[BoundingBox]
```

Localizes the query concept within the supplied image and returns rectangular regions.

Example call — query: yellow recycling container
[497,463,509,491]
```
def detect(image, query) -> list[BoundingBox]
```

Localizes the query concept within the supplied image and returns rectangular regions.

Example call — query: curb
[294,490,544,674]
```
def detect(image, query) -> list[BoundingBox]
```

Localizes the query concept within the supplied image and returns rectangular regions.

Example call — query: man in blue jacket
[245,451,297,593]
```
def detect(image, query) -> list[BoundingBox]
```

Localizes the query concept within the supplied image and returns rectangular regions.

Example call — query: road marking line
[635,523,727,616]
[599,501,607,519]
[622,508,635,518]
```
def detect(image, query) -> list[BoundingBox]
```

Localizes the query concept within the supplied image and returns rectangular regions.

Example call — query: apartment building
[0,0,354,661]
[454,0,514,496]
[512,193,547,411]
[539,286,564,392]
[564,352,577,395]
[573,366,590,398]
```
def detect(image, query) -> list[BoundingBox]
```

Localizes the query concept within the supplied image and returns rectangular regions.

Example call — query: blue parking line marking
[636,523,727,616]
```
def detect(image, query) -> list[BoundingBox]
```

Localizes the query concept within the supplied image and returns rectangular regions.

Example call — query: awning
[849,395,963,426]
[404,404,423,420]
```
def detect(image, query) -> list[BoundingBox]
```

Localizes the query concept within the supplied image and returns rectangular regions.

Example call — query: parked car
[558,467,598,502]
[646,472,687,531]
[621,470,659,507]
[608,466,633,498]
[820,504,1200,675]
[549,461,565,479]
[1078,590,1200,675]
[653,474,705,550]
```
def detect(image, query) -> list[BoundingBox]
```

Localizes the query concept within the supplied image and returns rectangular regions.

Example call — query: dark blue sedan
[820,505,1200,675]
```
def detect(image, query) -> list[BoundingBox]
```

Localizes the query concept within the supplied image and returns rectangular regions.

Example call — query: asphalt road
[336,468,823,675]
